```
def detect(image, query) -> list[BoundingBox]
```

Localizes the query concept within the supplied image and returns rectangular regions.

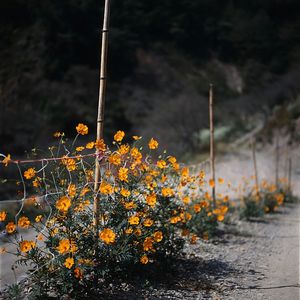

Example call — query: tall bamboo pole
[209,84,216,206]
[275,131,279,187]
[94,0,111,232]
[251,138,260,198]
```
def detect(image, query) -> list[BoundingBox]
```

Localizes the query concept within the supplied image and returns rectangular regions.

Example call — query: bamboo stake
[288,157,292,193]
[94,0,111,232]
[251,138,260,198]
[275,131,279,187]
[209,84,216,206]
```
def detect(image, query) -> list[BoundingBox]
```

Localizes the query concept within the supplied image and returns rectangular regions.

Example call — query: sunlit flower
[18,216,30,228]
[146,193,157,207]
[56,196,71,213]
[218,177,224,185]
[99,228,116,245]
[118,144,130,155]
[67,183,76,198]
[153,231,163,242]
[124,201,136,210]
[143,218,153,227]
[37,233,44,241]
[182,196,190,204]
[32,177,41,187]
[143,237,153,251]
[130,147,142,162]
[140,255,149,264]
[99,181,114,195]
[64,257,74,269]
[76,123,88,135]
[170,216,181,224]
[133,135,142,140]
[95,139,106,151]
[157,160,166,169]
[62,157,76,171]
[118,167,128,182]
[85,142,94,149]
[168,156,177,164]
[128,215,140,225]
[162,187,175,197]
[24,168,36,180]
[76,146,84,152]
[2,154,11,167]
[0,211,7,222]
[6,222,16,234]
[148,138,159,150]
[193,204,201,213]
[125,227,133,234]
[108,153,121,165]
[120,188,131,197]
[74,267,83,279]
[0,247,6,254]
[19,240,35,253]
[114,130,125,142]
[209,179,215,188]
[53,131,64,138]
[57,239,71,254]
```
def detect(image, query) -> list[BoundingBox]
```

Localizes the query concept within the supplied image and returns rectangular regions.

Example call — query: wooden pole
[94,0,111,232]
[251,138,260,198]
[288,157,292,193]
[275,131,279,187]
[209,84,216,206]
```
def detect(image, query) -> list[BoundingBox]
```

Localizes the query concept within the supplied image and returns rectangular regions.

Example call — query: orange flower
[114,130,125,142]
[56,196,71,213]
[209,179,215,188]
[140,255,149,264]
[85,142,94,149]
[108,153,121,165]
[124,202,136,210]
[133,135,142,140]
[64,257,74,269]
[24,168,36,180]
[193,204,201,213]
[62,157,76,171]
[118,167,129,182]
[99,228,116,245]
[143,218,153,227]
[19,240,35,253]
[53,131,64,138]
[76,123,88,135]
[2,154,11,167]
[18,216,30,228]
[99,181,114,195]
[74,267,83,279]
[168,156,177,164]
[6,222,16,234]
[148,138,159,150]
[153,231,163,242]
[157,160,166,169]
[146,193,157,207]
[130,147,142,162]
[143,237,154,251]
[57,239,71,254]
[95,139,106,152]
[0,211,7,222]
[68,183,76,198]
[182,196,190,204]
[128,216,140,225]
[190,235,197,244]
[162,187,175,197]
[118,144,130,155]
[218,177,224,185]
[76,146,84,152]
[120,188,131,197]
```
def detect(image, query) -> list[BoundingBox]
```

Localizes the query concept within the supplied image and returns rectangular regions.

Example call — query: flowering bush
[0,126,227,298]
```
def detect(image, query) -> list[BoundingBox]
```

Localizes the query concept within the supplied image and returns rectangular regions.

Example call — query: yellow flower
[143,237,153,251]
[120,188,131,197]
[140,255,149,264]
[76,123,88,135]
[64,257,74,269]
[143,218,153,227]
[170,216,181,224]
[146,193,157,207]
[162,187,175,197]
[209,179,215,188]
[76,146,85,152]
[118,144,130,155]
[35,215,43,222]
[19,240,35,253]
[37,233,44,241]
[153,231,163,242]
[181,167,189,178]
[124,202,136,210]
[130,147,142,162]
[99,181,114,195]
[53,131,64,138]
[0,211,7,222]
[68,183,76,198]
[0,247,6,254]
[193,204,201,213]
[133,135,142,140]
[275,193,284,205]
[2,154,11,167]
[56,196,71,213]
[218,177,224,185]
[108,153,121,165]
[157,160,166,169]
[168,156,177,164]
[24,168,36,180]
[74,267,83,279]
[114,130,125,142]
[6,222,16,234]
[148,138,159,150]
[217,215,225,222]
[99,228,116,245]
[32,177,41,187]
[18,216,30,228]
[118,167,129,182]
[182,196,190,204]
[57,239,71,254]
[125,227,133,234]
[85,142,94,149]
[62,157,76,171]
[128,216,140,225]
[95,139,106,151]
[80,187,90,196]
